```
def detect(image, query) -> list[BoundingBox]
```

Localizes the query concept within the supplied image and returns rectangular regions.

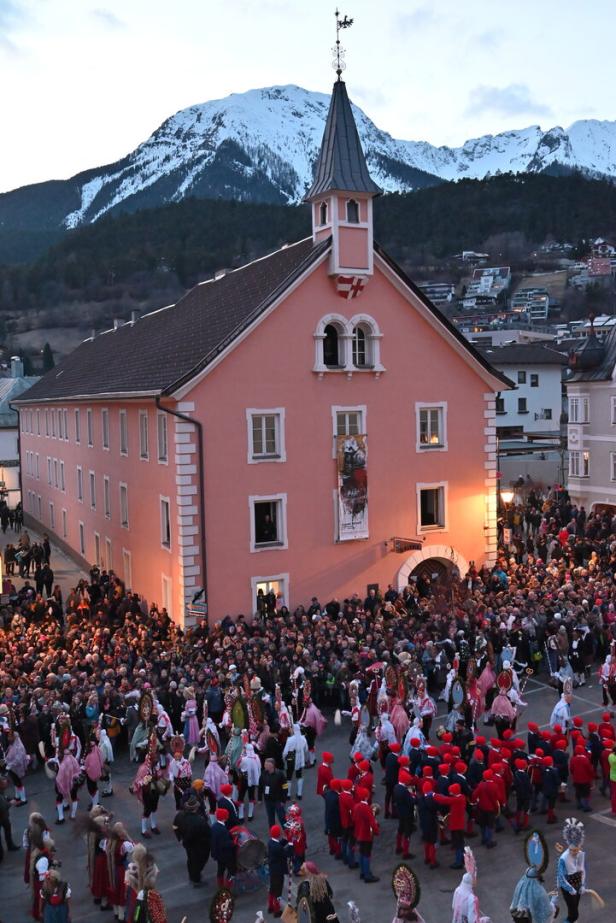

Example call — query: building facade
[566,330,616,513]
[16,80,509,624]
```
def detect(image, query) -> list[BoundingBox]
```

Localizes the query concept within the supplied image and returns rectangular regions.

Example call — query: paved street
[1,674,614,923]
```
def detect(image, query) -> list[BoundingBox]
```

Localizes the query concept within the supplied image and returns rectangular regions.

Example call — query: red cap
[455,761,467,774]
[483,769,493,781]
[270,825,282,838]
[422,766,434,777]
[451,746,461,756]
[390,742,401,753]
[341,779,353,791]
[513,739,525,749]
[574,745,585,755]
[330,778,342,792]
[449,783,461,795]
[588,723,597,732]
[555,739,567,750]
[527,722,539,732]
[502,729,513,740]
[356,787,369,800]
[359,760,370,772]
[427,746,438,757]
[398,755,410,767]
[422,781,434,794]
[473,749,484,761]
[514,758,527,770]
[553,724,562,734]
[573,717,584,728]
[543,756,553,766]
[442,732,453,743]
[602,712,611,722]
[215,808,229,821]
[322,751,334,763]
[410,738,421,747]
[535,748,544,757]
[475,735,486,745]
[353,752,363,763]
[438,763,449,774]
[399,771,413,786]
[220,784,233,796]
[540,731,551,740]
[443,753,454,764]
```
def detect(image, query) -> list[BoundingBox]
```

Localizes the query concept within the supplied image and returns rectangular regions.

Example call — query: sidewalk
[2,526,88,599]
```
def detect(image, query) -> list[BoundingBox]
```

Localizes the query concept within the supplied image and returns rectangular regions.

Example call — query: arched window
[352,324,371,367]
[323,324,341,367]
[319,201,328,226]
[346,199,360,223]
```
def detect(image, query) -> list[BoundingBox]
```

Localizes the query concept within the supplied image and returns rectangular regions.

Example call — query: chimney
[10,356,23,378]
[214,269,228,280]
[113,319,122,330]
[131,310,139,324]
[91,329,97,340]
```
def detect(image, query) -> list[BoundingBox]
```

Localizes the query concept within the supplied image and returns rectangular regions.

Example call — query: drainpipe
[155,396,208,625]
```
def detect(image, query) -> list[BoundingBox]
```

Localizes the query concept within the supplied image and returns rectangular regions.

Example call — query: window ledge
[419,524,446,532]
[419,444,445,450]
[496,410,507,415]
[518,410,529,415]
[254,541,284,549]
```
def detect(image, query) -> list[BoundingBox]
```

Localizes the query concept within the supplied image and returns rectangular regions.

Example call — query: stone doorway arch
[395,544,470,590]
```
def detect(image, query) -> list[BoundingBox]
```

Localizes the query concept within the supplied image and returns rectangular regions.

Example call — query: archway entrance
[395,544,470,591]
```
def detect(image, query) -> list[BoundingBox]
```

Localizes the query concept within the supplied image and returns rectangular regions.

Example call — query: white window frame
[35,453,39,479]
[103,475,111,519]
[250,572,290,613]
[105,537,113,571]
[74,409,81,444]
[61,508,68,539]
[53,458,58,488]
[76,465,83,502]
[160,496,171,550]
[417,481,448,533]
[36,410,40,435]
[157,412,168,464]
[37,495,42,519]
[87,408,94,447]
[89,470,96,510]
[611,452,616,482]
[568,394,589,424]
[119,409,128,456]
[94,531,101,566]
[78,521,85,556]
[122,548,132,588]
[46,456,52,485]
[101,408,110,450]
[246,408,286,463]
[611,396,616,425]
[249,493,288,552]
[59,460,65,492]
[45,410,49,437]
[161,574,173,618]
[139,410,149,460]
[331,404,366,458]
[57,410,63,440]
[49,501,55,530]
[415,402,448,452]
[63,409,68,440]
[569,450,590,478]
[119,482,129,529]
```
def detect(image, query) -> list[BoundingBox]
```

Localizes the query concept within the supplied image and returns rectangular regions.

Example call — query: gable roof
[477,343,568,367]
[0,375,40,425]
[567,327,616,382]
[305,80,382,200]
[15,237,329,404]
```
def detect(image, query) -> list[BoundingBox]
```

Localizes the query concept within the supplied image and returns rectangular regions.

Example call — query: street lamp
[500,488,514,505]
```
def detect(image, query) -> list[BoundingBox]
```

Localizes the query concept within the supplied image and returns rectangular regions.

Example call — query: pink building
[15,79,509,625]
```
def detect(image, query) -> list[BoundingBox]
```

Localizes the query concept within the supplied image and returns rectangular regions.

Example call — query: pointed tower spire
[306,79,382,201]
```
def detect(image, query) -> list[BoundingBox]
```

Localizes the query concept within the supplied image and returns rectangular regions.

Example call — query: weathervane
[333,8,354,80]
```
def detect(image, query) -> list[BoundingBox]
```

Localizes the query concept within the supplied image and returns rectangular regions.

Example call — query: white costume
[282,724,309,798]
[549,695,572,732]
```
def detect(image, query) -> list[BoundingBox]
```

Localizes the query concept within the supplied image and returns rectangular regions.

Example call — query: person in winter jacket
[392,771,416,860]
[431,784,466,868]
[569,745,594,811]
[352,787,379,883]
[323,779,342,858]
[539,755,560,823]
[417,781,439,869]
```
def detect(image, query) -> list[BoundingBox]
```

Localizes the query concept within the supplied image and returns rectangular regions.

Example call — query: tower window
[352,324,372,368]
[323,324,342,367]
[346,199,359,223]
[319,201,328,226]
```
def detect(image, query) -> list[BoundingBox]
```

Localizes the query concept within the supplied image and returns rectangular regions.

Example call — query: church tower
[306,78,381,277]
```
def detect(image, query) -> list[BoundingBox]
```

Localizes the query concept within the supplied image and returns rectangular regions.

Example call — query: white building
[0,358,40,505]
[566,330,616,513]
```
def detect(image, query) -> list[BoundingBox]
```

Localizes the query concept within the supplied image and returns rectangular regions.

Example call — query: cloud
[475,29,504,50]
[466,83,553,118]
[91,8,126,30]
[395,5,435,34]
[0,0,23,53]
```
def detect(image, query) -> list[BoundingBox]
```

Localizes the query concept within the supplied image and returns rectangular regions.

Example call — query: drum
[230,825,267,871]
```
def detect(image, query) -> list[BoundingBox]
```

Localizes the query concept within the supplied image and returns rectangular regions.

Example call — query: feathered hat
[562,817,585,849]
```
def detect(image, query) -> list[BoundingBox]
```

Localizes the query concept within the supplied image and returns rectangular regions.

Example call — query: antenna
[333,8,354,80]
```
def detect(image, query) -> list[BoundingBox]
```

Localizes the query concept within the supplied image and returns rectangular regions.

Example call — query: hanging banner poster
[336,434,368,540]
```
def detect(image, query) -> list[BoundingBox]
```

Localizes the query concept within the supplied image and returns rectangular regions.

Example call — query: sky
[0,0,614,193]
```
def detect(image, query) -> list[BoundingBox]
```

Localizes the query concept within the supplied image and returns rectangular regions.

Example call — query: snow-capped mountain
[2,84,616,234]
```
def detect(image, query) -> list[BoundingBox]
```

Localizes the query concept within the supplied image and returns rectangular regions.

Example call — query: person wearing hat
[267,825,293,917]
[352,787,380,883]
[417,780,439,870]
[172,795,211,888]
[316,752,334,798]
[393,770,416,860]
[211,808,236,891]
[297,861,339,923]
[384,742,402,819]
[570,745,594,812]
[338,778,357,869]
[217,783,239,829]
[539,756,559,824]
[511,758,531,832]
[431,782,466,868]
[471,769,500,848]
[323,778,343,859]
